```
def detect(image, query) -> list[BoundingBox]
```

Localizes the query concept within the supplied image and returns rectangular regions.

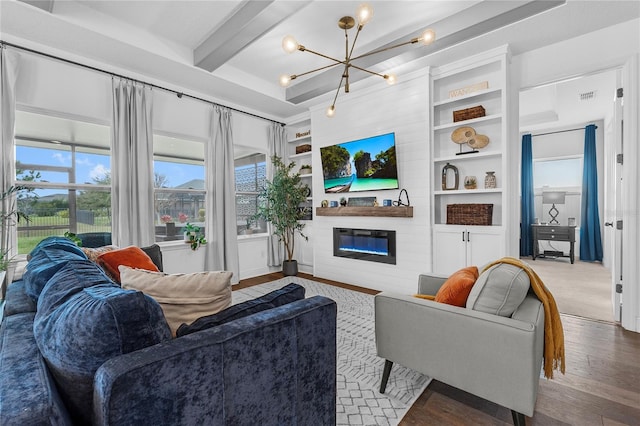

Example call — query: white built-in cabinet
[286,115,313,272]
[430,46,512,275]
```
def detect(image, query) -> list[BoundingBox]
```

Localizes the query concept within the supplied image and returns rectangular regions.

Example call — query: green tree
[77,172,111,210]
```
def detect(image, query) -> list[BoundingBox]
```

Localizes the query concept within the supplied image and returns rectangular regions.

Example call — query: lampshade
[542,191,566,205]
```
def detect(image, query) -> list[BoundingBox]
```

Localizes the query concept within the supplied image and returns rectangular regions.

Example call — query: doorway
[519,68,618,323]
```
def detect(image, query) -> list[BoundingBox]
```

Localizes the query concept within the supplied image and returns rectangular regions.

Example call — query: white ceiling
[2,0,639,124]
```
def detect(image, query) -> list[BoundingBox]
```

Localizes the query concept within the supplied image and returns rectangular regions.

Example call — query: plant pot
[282,260,298,276]
[165,222,176,236]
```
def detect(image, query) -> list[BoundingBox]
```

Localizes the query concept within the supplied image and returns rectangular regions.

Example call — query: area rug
[233,276,431,426]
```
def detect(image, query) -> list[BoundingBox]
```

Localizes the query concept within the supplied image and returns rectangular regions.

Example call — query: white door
[433,225,467,274]
[467,227,505,268]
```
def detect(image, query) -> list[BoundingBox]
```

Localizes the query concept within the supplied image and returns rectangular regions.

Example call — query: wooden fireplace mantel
[315,206,413,217]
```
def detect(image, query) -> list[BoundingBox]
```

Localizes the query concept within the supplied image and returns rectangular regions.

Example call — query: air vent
[579,91,596,101]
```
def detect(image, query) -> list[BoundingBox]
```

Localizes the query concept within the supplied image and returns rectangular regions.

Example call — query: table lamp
[542,191,566,224]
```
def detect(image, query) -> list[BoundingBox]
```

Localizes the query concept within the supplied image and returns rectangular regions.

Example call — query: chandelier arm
[330,74,347,108]
[350,38,418,62]
[293,62,344,79]
[346,25,363,63]
[300,47,345,65]
[348,64,387,78]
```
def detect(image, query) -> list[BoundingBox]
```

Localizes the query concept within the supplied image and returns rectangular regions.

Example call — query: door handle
[605,222,614,227]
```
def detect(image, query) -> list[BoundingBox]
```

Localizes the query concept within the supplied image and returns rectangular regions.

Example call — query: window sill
[238,232,269,241]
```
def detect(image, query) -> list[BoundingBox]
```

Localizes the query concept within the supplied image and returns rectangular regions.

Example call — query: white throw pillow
[466,263,530,317]
[119,266,232,336]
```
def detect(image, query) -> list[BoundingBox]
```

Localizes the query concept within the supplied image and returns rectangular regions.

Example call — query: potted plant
[1,185,30,296]
[183,222,207,250]
[299,164,312,175]
[254,156,309,276]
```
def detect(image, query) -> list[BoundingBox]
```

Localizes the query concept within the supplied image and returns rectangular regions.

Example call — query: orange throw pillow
[96,246,160,283]
[434,266,479,307]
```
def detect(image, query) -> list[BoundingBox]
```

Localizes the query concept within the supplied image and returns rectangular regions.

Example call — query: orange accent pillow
[434,266,479,307]
[96,246,160,283]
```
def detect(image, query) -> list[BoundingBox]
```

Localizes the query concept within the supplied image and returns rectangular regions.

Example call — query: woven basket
[447,204,493,226]
[295,144,311,154]
[453,105,485,122]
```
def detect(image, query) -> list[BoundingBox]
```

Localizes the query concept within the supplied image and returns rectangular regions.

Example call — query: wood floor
[238,273,640,426]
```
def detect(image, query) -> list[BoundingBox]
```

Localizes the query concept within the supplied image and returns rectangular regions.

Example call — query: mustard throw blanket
[484,257,565,379]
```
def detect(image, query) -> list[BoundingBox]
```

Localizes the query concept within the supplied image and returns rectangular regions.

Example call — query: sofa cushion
[81,244,118,262]
[120,266,232,336]
[2,280,36,316]
[434,266,479,307]
[0,313,73,425]
[466,263,531,317]
[176,283,306,337]
[22,238,87,302]
[96,245,160,283]
[33,262,171,425]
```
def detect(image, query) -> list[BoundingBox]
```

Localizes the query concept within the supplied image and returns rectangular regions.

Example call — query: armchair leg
[379,360,394,393]
[511,410,526,426]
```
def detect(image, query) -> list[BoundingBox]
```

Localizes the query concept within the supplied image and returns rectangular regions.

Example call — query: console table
[531,224,576,264]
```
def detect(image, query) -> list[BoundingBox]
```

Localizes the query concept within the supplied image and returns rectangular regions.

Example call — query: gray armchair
[375,272,544,426]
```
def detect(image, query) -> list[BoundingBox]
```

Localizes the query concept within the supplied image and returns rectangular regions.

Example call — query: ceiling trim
[194,0,312,72]
[18,0,54,13]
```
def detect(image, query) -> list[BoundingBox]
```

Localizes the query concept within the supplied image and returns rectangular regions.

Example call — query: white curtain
[205,105,239,282]
[266,122,286,266]
[1,48,20,265]
[111,78,155,247]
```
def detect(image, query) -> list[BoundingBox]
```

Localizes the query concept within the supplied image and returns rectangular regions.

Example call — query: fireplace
[333,228,396,265]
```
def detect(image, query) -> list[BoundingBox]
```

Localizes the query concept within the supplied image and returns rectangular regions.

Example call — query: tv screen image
[320,132,398,193]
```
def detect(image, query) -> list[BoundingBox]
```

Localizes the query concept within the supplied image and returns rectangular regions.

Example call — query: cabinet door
[433,226,467,274]
[467,227,504,268]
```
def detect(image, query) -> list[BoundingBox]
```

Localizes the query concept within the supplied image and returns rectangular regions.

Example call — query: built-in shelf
[316,206,413,217]
[434,113,502,131]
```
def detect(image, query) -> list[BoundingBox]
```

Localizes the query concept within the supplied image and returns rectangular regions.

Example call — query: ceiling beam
[194,0,311,72]
[285,0,565,105]
[18,0,54,13]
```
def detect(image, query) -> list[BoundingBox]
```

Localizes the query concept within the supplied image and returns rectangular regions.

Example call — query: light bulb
[279,74,292,87]
[326,105,336,118]
[385,74,397,85]
[282,35,299,53]
[419,29,436,45]
[355,3,373,26]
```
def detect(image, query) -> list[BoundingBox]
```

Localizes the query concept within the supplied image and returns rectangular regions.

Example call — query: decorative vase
[464,176,477,190]
[484,171,496,189]
[283,259,298,276]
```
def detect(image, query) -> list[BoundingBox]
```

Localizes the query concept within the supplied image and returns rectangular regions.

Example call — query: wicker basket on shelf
[295,144,311,154]
[446,203,493,226]
[453,105,485,122]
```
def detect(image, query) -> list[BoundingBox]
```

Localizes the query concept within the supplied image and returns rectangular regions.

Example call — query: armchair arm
[374,292,544,417]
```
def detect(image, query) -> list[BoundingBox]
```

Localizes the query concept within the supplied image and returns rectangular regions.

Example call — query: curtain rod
[1,40,285,126]
[531,125,597,138]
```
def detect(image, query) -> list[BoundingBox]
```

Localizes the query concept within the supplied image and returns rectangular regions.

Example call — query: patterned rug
[233,276,431,426]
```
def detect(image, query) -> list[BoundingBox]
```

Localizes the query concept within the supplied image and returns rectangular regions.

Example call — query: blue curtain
[520,134,535,256]
[580,124,603,261]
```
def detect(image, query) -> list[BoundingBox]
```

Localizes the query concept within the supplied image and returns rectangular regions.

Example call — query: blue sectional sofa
[0,237,337,425]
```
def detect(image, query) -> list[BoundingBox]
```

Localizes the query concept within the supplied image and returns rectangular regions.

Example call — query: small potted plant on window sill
[183,223,207,251]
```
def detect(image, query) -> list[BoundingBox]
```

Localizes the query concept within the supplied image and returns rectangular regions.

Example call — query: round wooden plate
[468,134,490,148]
[451,126,476,144]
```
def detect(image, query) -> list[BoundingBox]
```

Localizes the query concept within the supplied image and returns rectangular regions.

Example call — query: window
[14,111,112,254]
[533,156,583,189]
[153,134,206,242]
[234,150,267,235]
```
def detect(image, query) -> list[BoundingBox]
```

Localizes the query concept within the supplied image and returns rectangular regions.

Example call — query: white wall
[310,70,431,294]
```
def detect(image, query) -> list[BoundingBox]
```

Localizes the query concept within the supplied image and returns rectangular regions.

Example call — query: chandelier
[278,3,435,117]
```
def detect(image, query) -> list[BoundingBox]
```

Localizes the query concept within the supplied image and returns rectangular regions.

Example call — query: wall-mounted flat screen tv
[320,132,398,193]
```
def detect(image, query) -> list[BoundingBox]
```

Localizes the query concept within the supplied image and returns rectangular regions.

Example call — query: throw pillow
[33,261,170,425]
[434,266,479,307]
[120,267,233,336]
[466,263,531,317]
[81,245,118,263]
[23,243,88,302]
[96,246,159,283]
[176,283,306,337]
